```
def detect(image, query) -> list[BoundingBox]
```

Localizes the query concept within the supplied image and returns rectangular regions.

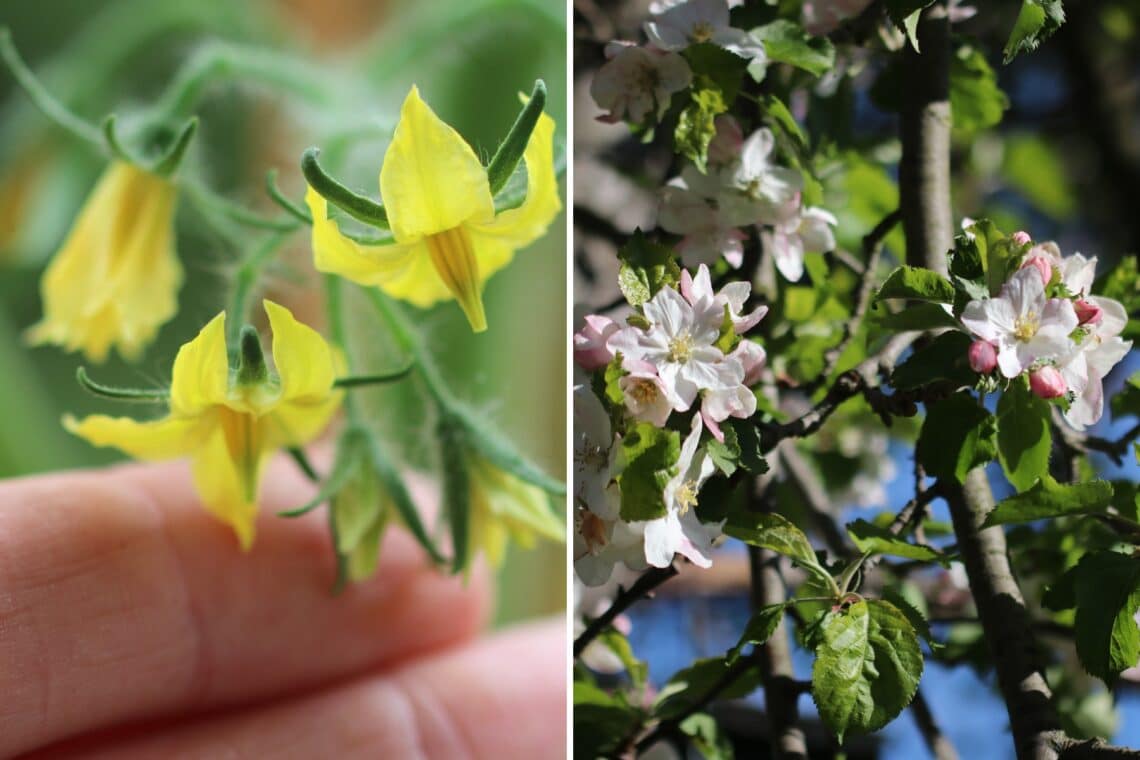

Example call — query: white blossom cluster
[961,236,1132,429]
[573,265,766,585]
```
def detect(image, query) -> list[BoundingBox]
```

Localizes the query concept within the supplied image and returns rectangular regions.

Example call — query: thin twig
[573,563,679,657]
[813,209,902,390]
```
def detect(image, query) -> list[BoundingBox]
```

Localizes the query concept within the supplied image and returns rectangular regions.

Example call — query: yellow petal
[369,240,452,308]
[468,457,565,567]
[191,421,265,551]
[472,110,561,248]
[263,393,343,450]
[306,186,419,286]
[64,412,204,460]
[169,312,230,416]
[379,86,494,242]
[27,162,181,363]
[263,300,338,402]
[425,226,487,332]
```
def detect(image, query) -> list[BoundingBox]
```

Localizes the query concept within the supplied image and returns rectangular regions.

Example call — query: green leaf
[617,229,681,307]
[847,519,945,563]
[881,586,943,652]
[707,422,741,477]
[811,600,924,742]
[983,476,1115,527]
[917,392,998,484]
[1112,372,1140,420]
[761,93,808,152]
[675,83,728,173]
[885,0,935,50]
[1003,0,1066,64]
[679,713,734,760]
[877,266,956,303]
[707,419,770,477]
[753,20,835,76]
[654,657,762,721]
[870,302,963,333]
[996,380,1053,492]
[890,331,975,390]
[723,512,818,567]
[615,423,681,521]
[1097,256,1140,340]
[684,42,746,104]
[1072,551,1140,685]
[1002,135,1075,220]
[573,681,644,760]
[597,628,648,687]
[726,603,786,664]
[950,45,1009,136]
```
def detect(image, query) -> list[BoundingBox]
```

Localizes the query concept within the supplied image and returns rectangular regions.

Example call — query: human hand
[0,456,565,758]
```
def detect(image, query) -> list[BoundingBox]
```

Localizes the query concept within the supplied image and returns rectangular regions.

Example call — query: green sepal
[451,403,565,495]
[301,147,391,230]
[235,325,269,386]
[151,116,198,177]
[438,415,471,574]
[369,431,446,565]
[486,79,547,197]
[75,367,169,403]
[334,360,415,387]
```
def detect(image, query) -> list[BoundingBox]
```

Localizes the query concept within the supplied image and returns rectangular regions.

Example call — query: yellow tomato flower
[306,86,561,333]
[65,300,343,550]
[467,454,566,568]
[27,161,181,362]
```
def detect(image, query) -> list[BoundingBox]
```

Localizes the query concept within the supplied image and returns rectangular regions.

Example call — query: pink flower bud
[1074,298,1104,326]
[1011,231,1031,247]
[1021,255,1054,287]
[968,340,997,374]
[1029,366,1066,399]
[573,315,619,371]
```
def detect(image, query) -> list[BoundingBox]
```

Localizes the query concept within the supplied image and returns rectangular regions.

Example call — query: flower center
[627,377,659,405]
[578,509,608,554]
[690,22,715,43]
[675,479,698,514]
[426,226,486,332]
[1013,311,1039,342]
[667,334,694,363]
[576,441,608,470]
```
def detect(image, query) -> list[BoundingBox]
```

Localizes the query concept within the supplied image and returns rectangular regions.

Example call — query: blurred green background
[0,0,566,624]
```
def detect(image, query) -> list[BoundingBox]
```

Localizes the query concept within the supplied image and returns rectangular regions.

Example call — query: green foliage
[707,419,769,477]
[726,603,786,664]
[573,681,644,760]
[680,713,735,760]
[871,302,963,333]
[846,519,946,563]
[724,511,819,567]
[983,476,1114,527]
[1002,135,1075,220]
[996,380,1053,492]
[615,423,680,521]
[1004,0,1066,64]
[1071,551,1140,685]
[654,657,763,722]
[617,229,681,307]
[891,331,975,390]
[917,392,997,484]
[950,45,1009,136]
[753,20,835,76]
[684,42,746,105]
[675,83,728,173]
[597,628,649,687]
[1112,372,1140,420]
[877,265,956,303]
[884,0,935,50]
[811,600,924,742]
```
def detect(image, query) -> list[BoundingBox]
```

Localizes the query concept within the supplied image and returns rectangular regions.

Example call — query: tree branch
[911,688,959,760]
[750,546,808,759]
[573,563,679,657]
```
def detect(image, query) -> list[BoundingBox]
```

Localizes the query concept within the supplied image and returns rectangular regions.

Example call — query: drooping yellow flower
[27,161,181,362]
[306,86,561,333]
[66,300,343,549]
[467,454,566,567]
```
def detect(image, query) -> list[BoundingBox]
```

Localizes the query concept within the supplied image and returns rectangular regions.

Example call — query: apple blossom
[608,285,743,411]
[1022,254,1054,287]
[722,128,804,225]
[644,0,767,63]
[658,181,747,268]
[643,416,720,568]
[591,42,692,125]
[1011,230,1032,247]
[574,314,620,370]
[574,384,620,519]
[961,267,1079,379]
[1074,298,1104,326]
[575,507,649,586]
[759,194,838,282]
[619,360,676,427]
[802,0,874,35]
[968,340,998,374]
[1059,296,1133,429]
[1029,366,1067,399]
